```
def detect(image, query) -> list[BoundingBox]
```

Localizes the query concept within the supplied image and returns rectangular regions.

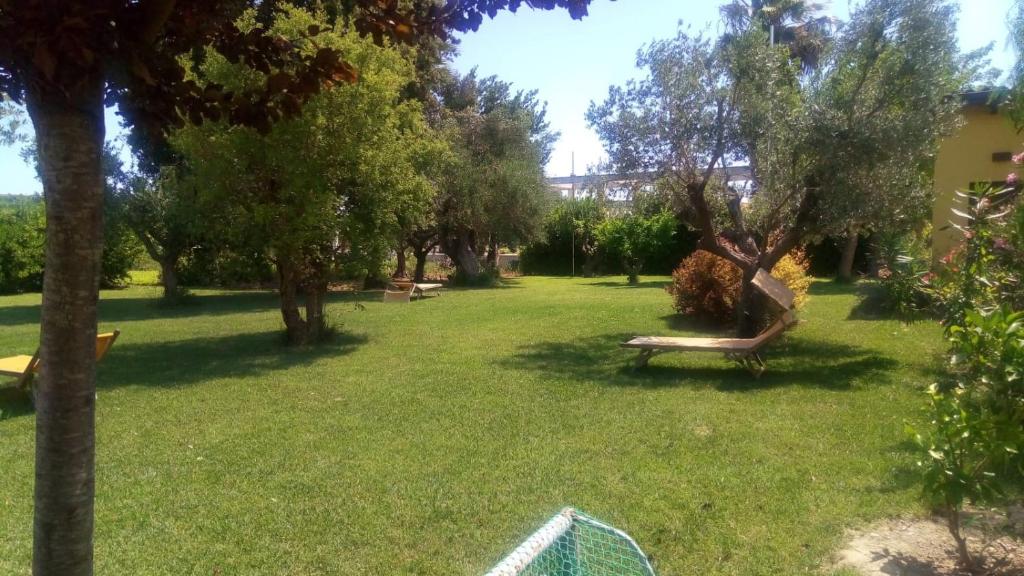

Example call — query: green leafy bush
[873,229,932,319]
[909,184,1024,570]
[0,200,45,294]
[521,198,605,276]
[0,194,141,293]
[594,211,676,284]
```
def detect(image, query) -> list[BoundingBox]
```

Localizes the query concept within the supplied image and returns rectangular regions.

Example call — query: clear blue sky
[0,0,1017,193]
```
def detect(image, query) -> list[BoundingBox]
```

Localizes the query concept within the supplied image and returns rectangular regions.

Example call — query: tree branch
[133,0,178,45]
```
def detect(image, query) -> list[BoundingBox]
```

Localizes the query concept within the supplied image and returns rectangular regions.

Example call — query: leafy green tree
[435,70,553,281]
[589,0,969,335]
[0,198,46,293]
[0,95,26,146]
[174,8,436,345]
[595,211,676,284]
[0,1,596,572]
[123,168,198,299]
[522,197,606,276]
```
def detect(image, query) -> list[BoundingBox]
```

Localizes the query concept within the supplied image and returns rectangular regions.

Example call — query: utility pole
[570,151,576,278]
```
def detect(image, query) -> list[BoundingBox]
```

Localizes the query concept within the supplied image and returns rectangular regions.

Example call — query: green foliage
[0,157,144,294]
[588,0,971,298]
[874,229,932,320]
[172,7,438,340]
[521,197,606,276]
[101,188,145,289]
[595,211,676,284]
[434,69,552,278]
[0,199,44,294]
[909,184,1024,568]
[928,187,1024,330]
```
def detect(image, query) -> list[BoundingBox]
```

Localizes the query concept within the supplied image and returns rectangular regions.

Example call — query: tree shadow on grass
[658,313,734,334]
[501,332,899,393]
[0,290,384,327]
[0,330,367,419]
[0,386,32,420]
[585,280,670,290]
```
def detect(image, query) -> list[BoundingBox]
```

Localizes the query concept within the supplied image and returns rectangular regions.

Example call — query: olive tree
[434,71,553,281]
[589,0,969,335]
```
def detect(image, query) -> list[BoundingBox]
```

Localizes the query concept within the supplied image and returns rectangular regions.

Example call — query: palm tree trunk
[26,74,106,576]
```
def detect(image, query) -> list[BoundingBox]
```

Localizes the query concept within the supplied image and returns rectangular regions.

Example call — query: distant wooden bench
[621,269,798,376]
[389,280,443,299]
[1,330,121,403]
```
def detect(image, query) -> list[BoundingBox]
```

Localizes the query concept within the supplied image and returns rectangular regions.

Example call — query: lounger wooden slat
[621,269,798,376]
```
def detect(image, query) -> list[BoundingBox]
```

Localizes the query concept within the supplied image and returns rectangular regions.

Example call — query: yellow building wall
[932,106,1020,265]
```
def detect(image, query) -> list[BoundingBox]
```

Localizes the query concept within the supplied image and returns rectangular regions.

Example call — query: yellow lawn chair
[1,330,121,402]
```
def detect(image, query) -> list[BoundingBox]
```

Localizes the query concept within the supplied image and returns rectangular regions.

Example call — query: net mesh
[484,508,657,576]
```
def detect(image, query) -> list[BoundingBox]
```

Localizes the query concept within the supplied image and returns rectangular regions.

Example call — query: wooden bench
[1,330,121,403]
[621,269,798,376]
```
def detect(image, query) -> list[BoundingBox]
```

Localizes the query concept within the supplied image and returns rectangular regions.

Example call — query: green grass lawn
[0,277,943,575]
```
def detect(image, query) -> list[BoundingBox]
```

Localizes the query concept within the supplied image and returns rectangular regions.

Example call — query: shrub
[909,184,1024,570]
[521,198,604,276]
[668,249,811,324]
[595,211,676,284]
[873,228,932,319]
[770,249,811,309]
[0,201,45,294]
[668,250,743,322]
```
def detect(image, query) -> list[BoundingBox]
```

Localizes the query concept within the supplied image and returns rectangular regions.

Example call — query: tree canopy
[589,0,973,334]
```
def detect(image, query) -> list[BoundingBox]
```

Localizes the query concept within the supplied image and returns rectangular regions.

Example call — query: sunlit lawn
[0,276,943,575]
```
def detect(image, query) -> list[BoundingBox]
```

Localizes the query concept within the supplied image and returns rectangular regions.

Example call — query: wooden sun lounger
[1,330,121,402]
[383,286,413,303]
[621,269,798,376]
[389,280,443,299]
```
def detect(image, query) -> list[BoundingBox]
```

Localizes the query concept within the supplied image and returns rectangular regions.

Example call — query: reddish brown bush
[668,250,744,323]
[668,249,811,324]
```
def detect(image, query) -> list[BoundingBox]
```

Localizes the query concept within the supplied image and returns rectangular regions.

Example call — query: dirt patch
[833,511,1024,576]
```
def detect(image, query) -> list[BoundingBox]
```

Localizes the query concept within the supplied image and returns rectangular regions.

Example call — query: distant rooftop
[546,165,752,187]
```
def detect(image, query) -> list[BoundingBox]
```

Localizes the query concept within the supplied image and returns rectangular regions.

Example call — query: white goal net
[484,508,657,576]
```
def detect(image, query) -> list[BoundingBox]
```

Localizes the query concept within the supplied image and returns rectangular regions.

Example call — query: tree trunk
[736,265,767,338]
[450,230,480,279]
[626,261,641,285]
[160,258,179,300]
[277,260,307,345]
[27,74,106,576]
[393,245,408,279]
[838,228,859,282]
[413,251,428,283]
[486,238,498,267]
[947,506,974,570]
[303,282,326,343]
